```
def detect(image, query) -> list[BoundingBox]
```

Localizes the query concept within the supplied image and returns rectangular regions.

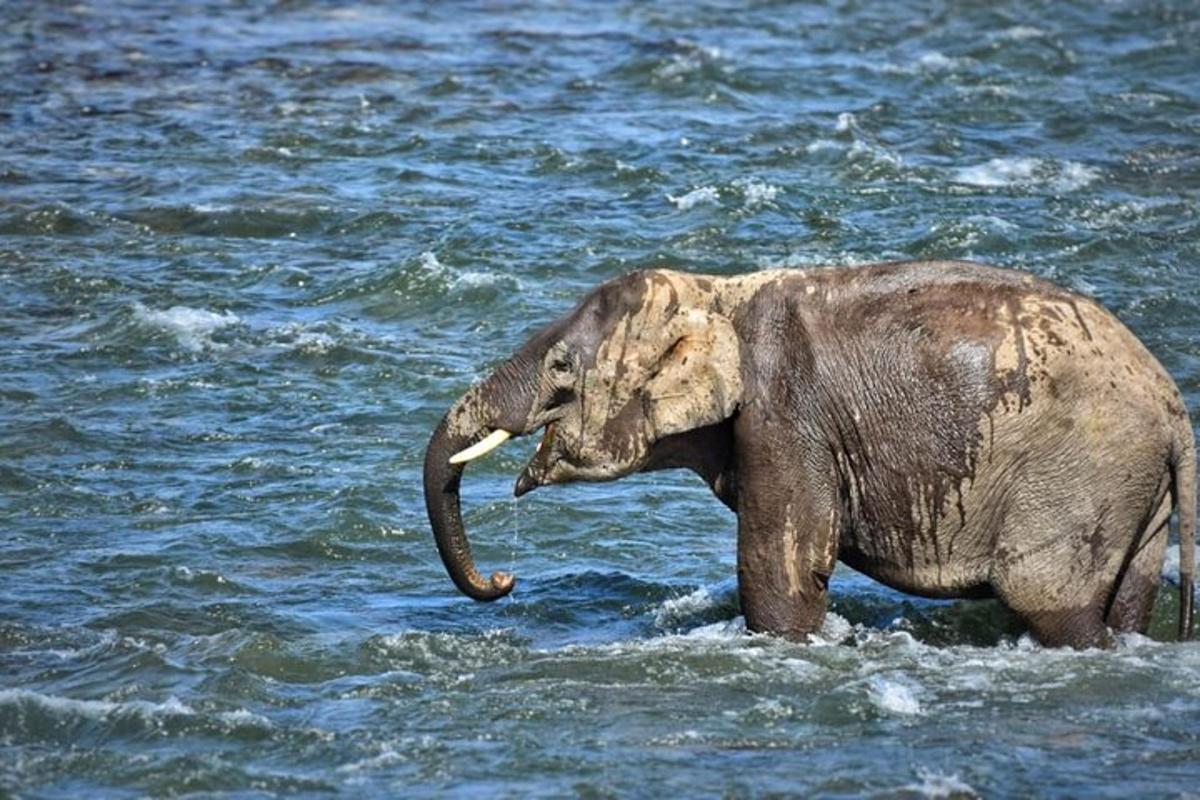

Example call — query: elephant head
[423,270,745,601]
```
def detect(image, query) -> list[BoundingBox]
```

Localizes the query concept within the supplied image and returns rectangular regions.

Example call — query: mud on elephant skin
[423,260,1196,648]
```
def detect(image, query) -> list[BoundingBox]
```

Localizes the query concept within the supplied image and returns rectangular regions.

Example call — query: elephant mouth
[514,422,557,497]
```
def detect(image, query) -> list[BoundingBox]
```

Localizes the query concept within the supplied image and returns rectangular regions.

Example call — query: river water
[3,1,1199,797]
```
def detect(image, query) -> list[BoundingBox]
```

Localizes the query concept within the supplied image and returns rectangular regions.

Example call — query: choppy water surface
[3,1,1200,796]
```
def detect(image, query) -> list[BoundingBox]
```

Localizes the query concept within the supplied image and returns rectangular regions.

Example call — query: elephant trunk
[423,358,536,601]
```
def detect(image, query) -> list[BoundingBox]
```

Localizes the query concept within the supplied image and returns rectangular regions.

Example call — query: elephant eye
[550,354,574,375]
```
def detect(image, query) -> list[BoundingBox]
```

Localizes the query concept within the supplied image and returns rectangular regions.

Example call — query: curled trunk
[423,359,535,601]
[423,414,514,601]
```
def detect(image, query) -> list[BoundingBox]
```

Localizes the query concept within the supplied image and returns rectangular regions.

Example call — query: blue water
[2,1,1199,796]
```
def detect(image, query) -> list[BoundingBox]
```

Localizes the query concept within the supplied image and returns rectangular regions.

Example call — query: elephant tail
[1174,419,1196,641]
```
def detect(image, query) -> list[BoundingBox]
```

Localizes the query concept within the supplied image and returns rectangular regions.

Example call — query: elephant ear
[644,308,742,439]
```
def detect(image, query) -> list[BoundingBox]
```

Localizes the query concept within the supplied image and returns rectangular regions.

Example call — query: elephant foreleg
[736,470,840,642]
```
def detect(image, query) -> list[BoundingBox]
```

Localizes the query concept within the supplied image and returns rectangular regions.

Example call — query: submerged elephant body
[424,261,1196,647]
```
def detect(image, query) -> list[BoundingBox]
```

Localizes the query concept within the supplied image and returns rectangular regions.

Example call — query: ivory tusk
[449,429,512,465]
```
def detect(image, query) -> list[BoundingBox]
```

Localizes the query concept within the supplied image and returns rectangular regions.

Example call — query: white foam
[1115,91,1170,107]
[903,768,979,798]
[337,747,406,774]
[455,270,512,288]
[190,203,233,214]
[952,157,1099,191]
[173,565,230,586]
[416,250,521,291]
[216,708,273,729]
[10,628,119,662]
[847,140,904,170]
[998,25,1045,41]
[748,697,793,720]
[884,52,971,75]
[0,688,194,721]
[851,141,895,165]
[571,617,746,659]
[1163,544,1200,583]
[764,251,876,269]
[868,675,923,715]
[917,52,960,71]
[653,586,716,628]
[958,84,1016,100]
[655,54,702,82]
[653,43,722,82]
[811,611,854,644]
[963,214,1019,232]
[649,728,704,746]
[805,138,842,154]
[1115,632,1157,651]
[683,617,746,640]
[1015,633,1041,651]
[1077,199,1150,230]
[667,186,720,211]
[268,322,338,355]
[133,303,240,352]
[1068,275,1098,296]
[373,628,525,671]
[418,250,444,273]
[953,157,1040,187]
[735,178,781,208]
[294,331,336,353]
[835,112,856,132]
[1054,161,1101,192]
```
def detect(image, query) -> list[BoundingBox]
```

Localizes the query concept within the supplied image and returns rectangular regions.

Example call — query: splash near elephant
[424,260,1195,648]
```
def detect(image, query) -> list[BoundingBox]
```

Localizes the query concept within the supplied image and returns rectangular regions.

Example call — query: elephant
[423,260,1195,648]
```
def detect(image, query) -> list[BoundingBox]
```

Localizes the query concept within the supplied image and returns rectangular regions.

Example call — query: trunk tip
[473,571,515,601]
[492,571,515,593]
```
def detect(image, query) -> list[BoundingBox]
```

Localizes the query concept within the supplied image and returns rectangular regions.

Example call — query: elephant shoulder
[732,282,817,376]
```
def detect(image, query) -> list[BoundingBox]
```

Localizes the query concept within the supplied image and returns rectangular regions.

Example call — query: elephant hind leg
[992,548,1114,649]
[1105,493,1171,634]
[1016,605,1113,649]
[993,486,1172,648]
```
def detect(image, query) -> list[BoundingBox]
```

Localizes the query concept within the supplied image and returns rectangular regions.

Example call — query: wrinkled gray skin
[424,261,1196,648]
